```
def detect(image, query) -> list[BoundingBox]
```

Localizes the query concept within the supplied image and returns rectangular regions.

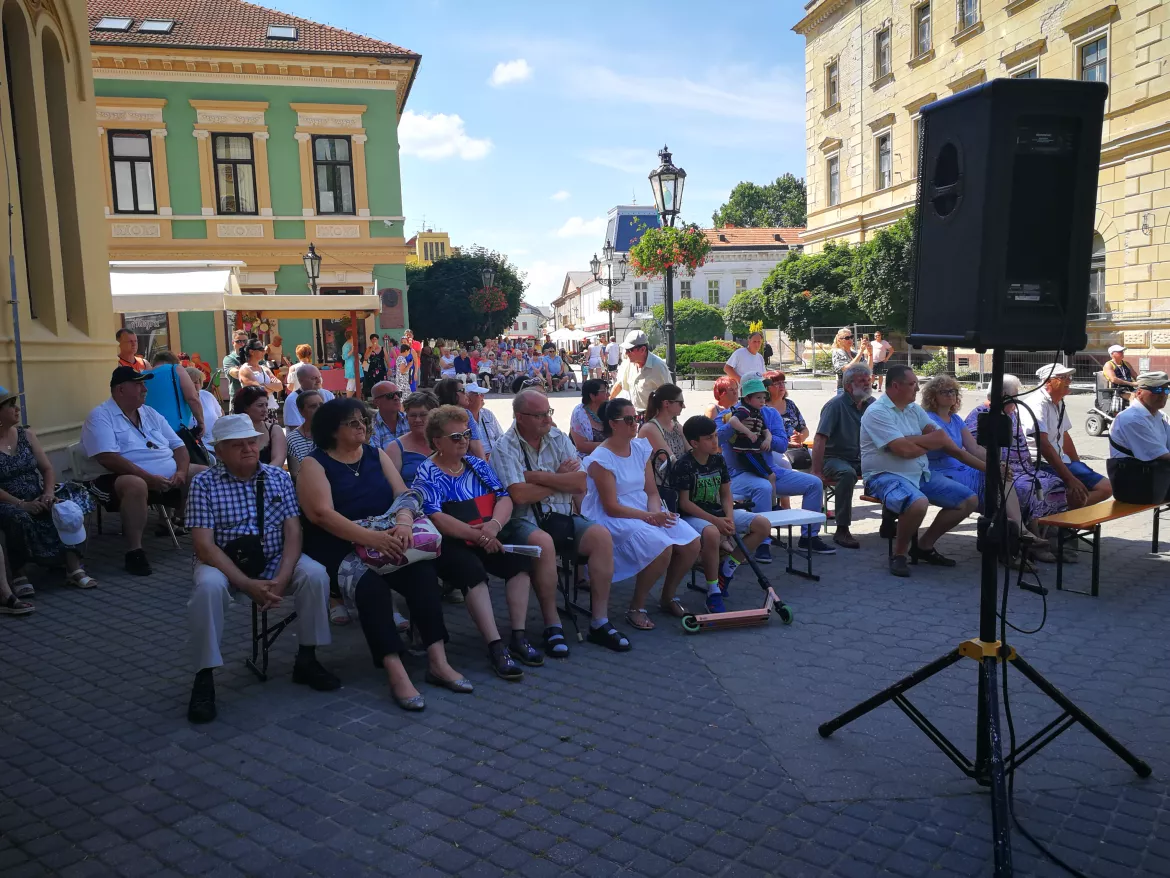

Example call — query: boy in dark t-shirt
[671,416,772,613]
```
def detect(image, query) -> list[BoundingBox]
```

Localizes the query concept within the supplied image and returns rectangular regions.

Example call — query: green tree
[723,288,768,338]
[406,246,525,340]
[712,174,808,228]
[759,243,867,339]
[650,298,725,344]
[854,209,916,333]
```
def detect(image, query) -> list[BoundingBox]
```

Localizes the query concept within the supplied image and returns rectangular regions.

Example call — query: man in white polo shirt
[282,364,334,429]
[605,334,622,377]
[82,366,207,576]
[610,330,672,415]
[1107,370,1170,503]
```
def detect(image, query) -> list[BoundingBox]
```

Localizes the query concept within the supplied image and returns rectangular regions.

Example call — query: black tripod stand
[818,348,1151,876]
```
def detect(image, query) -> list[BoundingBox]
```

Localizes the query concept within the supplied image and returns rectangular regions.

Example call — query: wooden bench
[686,362,729,388]
[1037,499,1170,597]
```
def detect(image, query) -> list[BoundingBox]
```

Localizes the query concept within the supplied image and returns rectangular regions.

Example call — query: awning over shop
[110,261,244,313]
[222,293,382,319]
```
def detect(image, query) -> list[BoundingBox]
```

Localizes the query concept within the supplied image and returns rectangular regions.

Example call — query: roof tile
[702,226,806,248]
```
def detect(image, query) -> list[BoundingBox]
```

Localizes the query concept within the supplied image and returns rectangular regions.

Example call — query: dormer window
[95,16,133,32]
[266,25,298,40]
[138,19,175,33]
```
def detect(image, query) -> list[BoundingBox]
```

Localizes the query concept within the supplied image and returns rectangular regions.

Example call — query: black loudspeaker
[908,79,1108,353]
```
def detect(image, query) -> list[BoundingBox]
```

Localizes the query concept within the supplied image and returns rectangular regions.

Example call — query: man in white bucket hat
[185,415,337,724]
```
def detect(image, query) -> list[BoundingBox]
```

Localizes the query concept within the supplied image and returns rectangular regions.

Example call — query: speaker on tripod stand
[818,78,1150,878]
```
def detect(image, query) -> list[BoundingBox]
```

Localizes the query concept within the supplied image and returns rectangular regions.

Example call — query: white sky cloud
[579,147,653,174]
[550,190,571,202]
[399,110,492,161]
[489,59,533,87]
[521,260,567,304]
[554,216,607,239]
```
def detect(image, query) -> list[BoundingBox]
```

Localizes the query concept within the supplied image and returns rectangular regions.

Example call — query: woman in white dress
[582,398,700,631]
[587,339,605,379]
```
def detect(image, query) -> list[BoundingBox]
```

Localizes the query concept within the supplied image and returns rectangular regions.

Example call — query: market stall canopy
[222,293,382,319]
[110,260,244,313]
[549,328,588,343]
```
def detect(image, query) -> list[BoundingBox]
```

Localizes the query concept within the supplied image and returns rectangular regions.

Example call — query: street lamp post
[589,239,627,341]
[648,145,686,380]
[303,242,324,359]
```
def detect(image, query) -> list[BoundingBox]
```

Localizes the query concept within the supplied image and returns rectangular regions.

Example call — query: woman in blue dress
[386,391,437,485]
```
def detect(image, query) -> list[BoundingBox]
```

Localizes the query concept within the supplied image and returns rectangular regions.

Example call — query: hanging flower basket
[628,221,712,279]
[598,298,625,314]
[469,286,508,313]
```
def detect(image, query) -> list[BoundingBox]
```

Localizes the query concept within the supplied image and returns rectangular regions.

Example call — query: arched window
[1089,232,1106,316]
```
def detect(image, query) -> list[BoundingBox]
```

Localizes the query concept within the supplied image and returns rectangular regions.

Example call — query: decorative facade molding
[315,224,361,238]
[192,129,210,140]
[96,107,164,124]
[1000,38,1047,69]
[297,114,362,129]
[217,224,265,238]
[195,109,265,126]
[150,128,167,138]
[111,222,161,238]
[1063,4,1118,38]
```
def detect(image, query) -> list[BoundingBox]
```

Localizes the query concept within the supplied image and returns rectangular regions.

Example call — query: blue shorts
[865,472,976,514]
[681,509,761,537]
[1041,461,1105,490]
[502,514,596,545]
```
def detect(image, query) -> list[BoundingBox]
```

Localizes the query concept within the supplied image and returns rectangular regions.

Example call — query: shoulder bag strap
[254,469,266,536]
[1108,435,1135,457]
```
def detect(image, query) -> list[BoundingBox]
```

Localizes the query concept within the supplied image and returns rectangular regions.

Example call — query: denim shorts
[501,514,596,545]
[681,509,760,536]
[865,472,976,514]
[1040,461,1105,490]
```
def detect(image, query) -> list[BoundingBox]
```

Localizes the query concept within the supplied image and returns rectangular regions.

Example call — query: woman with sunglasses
[298,399,469,710]
[763,370,810,469]
[386,391,438,486]
[637,384,687,464]
[433,377,487,459]
[582,398,700,630]
[413,405,538,679]
[570,379,608,458]
[231,386,286,469]
[831,327,868,394]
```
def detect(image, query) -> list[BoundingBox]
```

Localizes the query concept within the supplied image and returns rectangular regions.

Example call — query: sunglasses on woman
[610,415,637,426]
[342,418,369,430]
[444,429,473,442]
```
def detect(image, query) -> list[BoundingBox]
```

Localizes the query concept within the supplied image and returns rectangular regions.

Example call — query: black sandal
[542,625,570,659]
[587,622,631,652]
[909,544,957,567]
[508,632,544,667]
[488,642,524,680]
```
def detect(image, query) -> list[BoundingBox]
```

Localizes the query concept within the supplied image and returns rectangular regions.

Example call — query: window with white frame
[212,134,257,215]
[1012,65,1038,79]
[109,131,156,214]
[874,27,892,79]
[312,136,355,215]
[914,3,932,56]
[957,0,978,31]
[680,279,691,299]
[912,117,924,176]
[1080,35,1107,83]
[1089,233,1106,314]
[735,278,748,295]
[827,154,840,206]
[634,281,648,309]
[875,133,892,190]
[826,60,839,108]
[707,279,720,306]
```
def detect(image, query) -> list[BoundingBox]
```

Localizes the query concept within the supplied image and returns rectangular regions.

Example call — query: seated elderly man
[282,365,334,430]
[812,363,874,549]
[492,388,631,653]
[1019,363,1112,511]
[185,415,337,724]
[860,364,979,577]
[81,367,207,576]
[1106,371,1170,504]
[369,381,409,451]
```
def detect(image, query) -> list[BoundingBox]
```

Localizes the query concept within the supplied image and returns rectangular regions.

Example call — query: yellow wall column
[150,129,172,216]
[97,128,113,214]
[253,132,273,216]
[295,132,314,216]
[193,129,215,215]
[352,134,370,217]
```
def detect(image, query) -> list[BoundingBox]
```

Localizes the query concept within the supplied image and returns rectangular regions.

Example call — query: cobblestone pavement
[2,384,1168,877]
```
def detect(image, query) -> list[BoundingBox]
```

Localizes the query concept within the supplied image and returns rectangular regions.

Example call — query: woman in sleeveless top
[232,387,285,469]
[298,398,470,710]
[570,379,607,459]
[386,390,437,486]
[637,383,688,464]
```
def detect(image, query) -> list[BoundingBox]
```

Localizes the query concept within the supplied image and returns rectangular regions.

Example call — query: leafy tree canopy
[712,174,807,229]
[723,288,768,339]
[759,243,867,339]
[854,209,916,334]
[406,246,525,341]
[650,298,725,345]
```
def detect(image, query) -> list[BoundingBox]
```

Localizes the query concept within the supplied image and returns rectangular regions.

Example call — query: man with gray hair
[1107,371,1170,503]
[282,365,334,429]
[812,363,874,549]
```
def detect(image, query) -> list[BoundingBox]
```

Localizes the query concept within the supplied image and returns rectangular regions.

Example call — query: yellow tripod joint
[959,638,1017,662]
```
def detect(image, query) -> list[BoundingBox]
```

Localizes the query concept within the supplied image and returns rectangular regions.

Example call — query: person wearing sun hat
[610,329,671,415]
[1019,362,1112,513]
[1103,343,1138,409]
[1107,371,1170,503]
[185,414,337,724]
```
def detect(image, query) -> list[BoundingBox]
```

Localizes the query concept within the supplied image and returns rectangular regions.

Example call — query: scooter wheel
[681,615,701,634]
[778,605,794,625]
[1084,413,1106,437]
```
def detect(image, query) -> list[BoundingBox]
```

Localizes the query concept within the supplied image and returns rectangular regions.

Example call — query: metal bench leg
[1154,506,1162,553]
[1055,529,1065,592]
[155,505,180,549]
[246,604,299,681]
[1091,524,1101,598]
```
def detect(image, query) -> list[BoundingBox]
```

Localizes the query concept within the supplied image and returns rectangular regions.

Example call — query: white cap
[622,329,650,350]
[208,413,264,445]
[463,379,489,394]
[1035,363,1076,382]
[1108,344,1126,355]
[52,500,86,546]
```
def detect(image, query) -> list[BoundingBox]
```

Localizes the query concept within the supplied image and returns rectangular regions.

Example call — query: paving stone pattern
[2,387,1168,877]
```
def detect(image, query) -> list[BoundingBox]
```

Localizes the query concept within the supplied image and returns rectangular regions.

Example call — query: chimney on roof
[773,233,783,242]
[718,233,728,242]
[723,223,735,229]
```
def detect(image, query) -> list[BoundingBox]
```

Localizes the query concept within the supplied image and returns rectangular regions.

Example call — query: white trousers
[187,555,332,672]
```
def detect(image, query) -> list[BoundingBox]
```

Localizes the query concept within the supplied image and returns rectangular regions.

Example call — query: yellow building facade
[795,0,1170,358]
[405,230,452,266]
[0,0,116,450]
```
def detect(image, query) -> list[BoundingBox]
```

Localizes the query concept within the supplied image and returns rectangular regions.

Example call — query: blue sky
[277,0,809,305]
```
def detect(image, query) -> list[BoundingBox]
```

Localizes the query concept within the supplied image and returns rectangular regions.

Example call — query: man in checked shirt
[184,415,338,724]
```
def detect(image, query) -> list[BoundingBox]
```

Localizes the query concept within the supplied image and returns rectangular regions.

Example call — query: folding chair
[247,604,299,681]
[557,550,592,642]
[67,443,183,549]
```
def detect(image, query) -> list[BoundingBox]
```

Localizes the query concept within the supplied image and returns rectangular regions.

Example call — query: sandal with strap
[0,593,34,615]
[488,641,524,680]
[587,622,631,652]
[625,608,655,630]
[508,632,545,667]
[658,598,689,618]
[12,577,33,598]
[66,570,97,589]
[542,625,570,659]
